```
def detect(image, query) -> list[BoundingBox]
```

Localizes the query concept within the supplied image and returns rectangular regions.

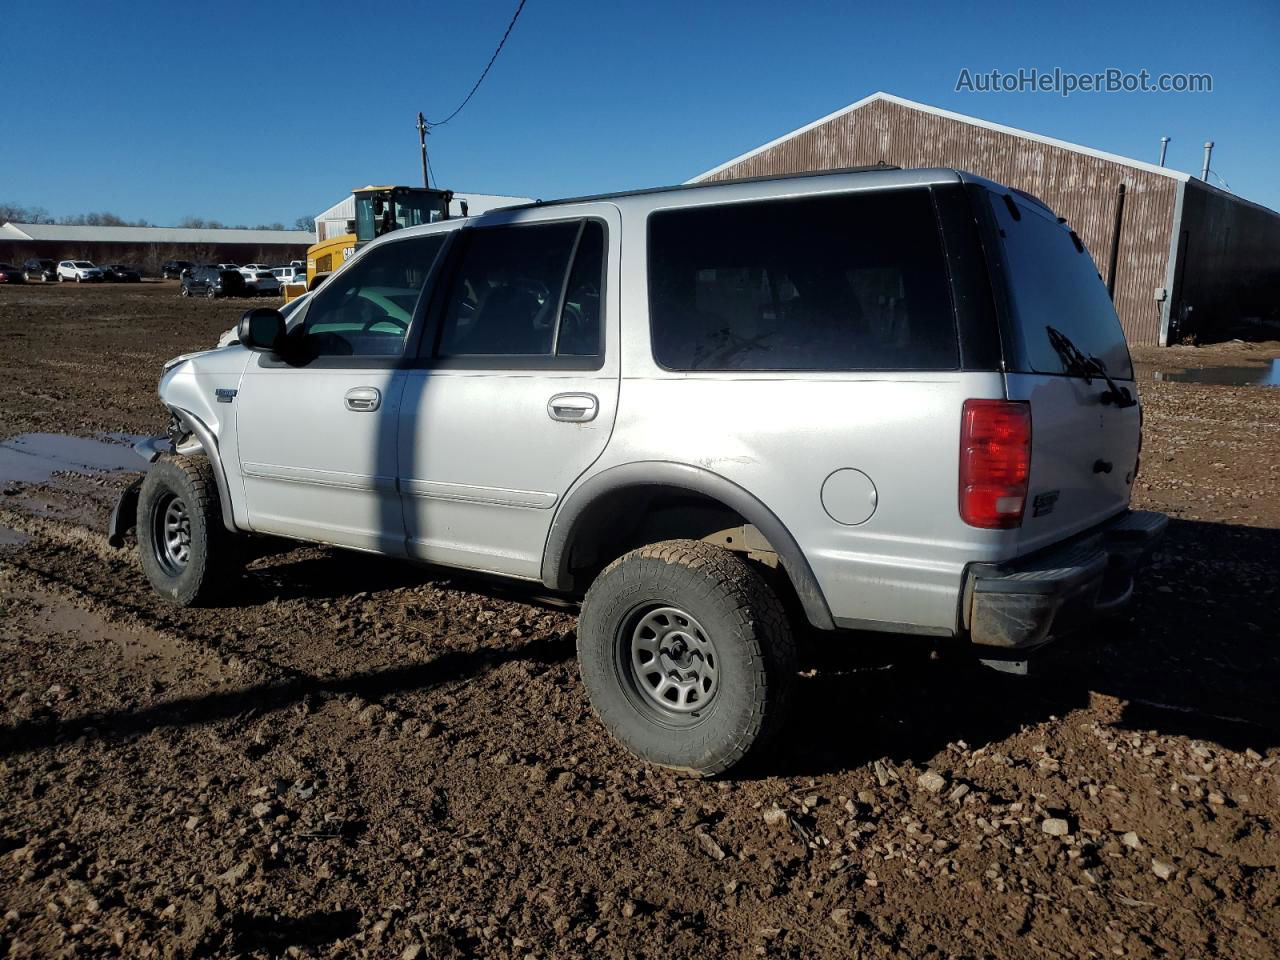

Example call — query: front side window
[301,234,445,357]
[647,190,957,371]
[436,220,604,359]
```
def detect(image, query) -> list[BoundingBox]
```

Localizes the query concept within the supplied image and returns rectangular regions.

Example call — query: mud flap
[107,476,145,549]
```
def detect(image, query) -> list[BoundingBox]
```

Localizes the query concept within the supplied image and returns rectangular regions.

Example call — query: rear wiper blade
[1045,326,1136,408]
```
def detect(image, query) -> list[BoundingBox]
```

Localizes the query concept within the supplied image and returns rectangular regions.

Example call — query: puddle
[1152,359,1280,387]
[0,433,146,487]
[0,524,29,547]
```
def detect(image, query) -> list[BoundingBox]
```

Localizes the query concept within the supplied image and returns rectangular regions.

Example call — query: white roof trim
[686,91,1192,184]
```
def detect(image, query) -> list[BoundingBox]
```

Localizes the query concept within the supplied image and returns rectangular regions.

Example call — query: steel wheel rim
[152,493,191,574]
[622,605,719,718]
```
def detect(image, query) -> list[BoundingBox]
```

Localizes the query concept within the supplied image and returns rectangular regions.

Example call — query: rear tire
[577,539,796,776]
[179,285,189,297]
[137,455,241,606]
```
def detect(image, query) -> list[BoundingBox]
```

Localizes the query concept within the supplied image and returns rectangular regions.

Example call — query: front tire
[137,455,240,606]
[577,539,796,776]
[179,285,189,297]
[205,286,216,299]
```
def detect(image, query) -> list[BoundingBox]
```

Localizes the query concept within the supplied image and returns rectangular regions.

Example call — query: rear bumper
[963,510,1168,652]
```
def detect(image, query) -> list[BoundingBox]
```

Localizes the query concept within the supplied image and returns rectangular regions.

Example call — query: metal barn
[690,92,1280,346]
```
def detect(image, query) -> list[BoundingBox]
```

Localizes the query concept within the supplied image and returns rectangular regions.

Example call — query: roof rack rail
[511,163,910,211]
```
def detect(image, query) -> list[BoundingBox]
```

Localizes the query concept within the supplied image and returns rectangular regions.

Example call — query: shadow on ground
[4,518,1276,775]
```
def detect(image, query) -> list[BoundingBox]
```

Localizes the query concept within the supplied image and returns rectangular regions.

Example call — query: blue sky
[5,0,1277,225]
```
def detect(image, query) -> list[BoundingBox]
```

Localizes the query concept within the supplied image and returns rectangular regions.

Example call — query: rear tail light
[959,399,1031,529]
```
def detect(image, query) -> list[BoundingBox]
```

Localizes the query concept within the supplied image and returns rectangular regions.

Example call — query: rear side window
[436,220,604,360]
[647,189,957,371]
[988,193,1133,379]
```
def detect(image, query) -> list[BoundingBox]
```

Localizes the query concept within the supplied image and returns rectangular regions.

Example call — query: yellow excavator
[284,185,453,302]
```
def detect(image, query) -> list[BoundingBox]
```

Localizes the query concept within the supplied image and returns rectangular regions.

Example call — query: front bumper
[963,510,1168,653]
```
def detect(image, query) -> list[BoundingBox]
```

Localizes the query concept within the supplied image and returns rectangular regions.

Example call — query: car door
[234,232,449,553]
[398,205,620,578]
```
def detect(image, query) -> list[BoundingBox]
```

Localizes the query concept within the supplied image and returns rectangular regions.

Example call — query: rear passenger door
[398,206,619,578]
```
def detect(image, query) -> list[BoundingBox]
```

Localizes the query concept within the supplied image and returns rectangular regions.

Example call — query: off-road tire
[137,455,240,606]
[577,539,796,776]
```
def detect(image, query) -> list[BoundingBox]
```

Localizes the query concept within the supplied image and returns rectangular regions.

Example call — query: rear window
[988,193,1133,379]
[647,189,957,371]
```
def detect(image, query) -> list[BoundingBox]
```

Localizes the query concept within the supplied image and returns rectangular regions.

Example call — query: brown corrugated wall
[704,99,1179,346]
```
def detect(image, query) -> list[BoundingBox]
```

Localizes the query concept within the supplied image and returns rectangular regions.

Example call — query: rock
[948,784,970,803]
[184,815,201,831]
[762,805,790,829]
[917,771,947,794]
[697,831,727,861]
[401,946,424,960]
[1152,859,1175,881]
[250,801,273,819]
[873,760,891,787]
[1121,831,1141,849]
[554,771,576,792]
[1207,791,1226,806]
[217,860,252,885]
[830,908,851,927]
[620,899,638,918]
[1041,818,1071,837]
[358,704,386,725]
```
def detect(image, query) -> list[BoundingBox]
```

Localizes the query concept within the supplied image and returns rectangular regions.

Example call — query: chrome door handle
[548,392,598,422]
[345,386,381,412]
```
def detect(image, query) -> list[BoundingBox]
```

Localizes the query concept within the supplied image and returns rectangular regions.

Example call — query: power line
[425,0,528,129]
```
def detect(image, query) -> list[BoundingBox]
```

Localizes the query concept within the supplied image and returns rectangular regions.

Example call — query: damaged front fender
[105,435,174,548]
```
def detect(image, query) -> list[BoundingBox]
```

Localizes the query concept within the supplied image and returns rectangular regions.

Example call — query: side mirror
[238,307,287,352]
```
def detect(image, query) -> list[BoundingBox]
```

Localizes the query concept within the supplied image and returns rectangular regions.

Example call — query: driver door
[234,232,449,553]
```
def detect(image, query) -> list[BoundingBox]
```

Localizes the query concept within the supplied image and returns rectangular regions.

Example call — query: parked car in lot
[216,263,240,271]
[113,166,1166,775]
[180,265,246,299]
[161,260,195,279]
[271,265,306,286]
[240,268,280,295]
[0,264,26,284]
[23,258,58,281]
[102,264,142,283]
[57,260,104,282]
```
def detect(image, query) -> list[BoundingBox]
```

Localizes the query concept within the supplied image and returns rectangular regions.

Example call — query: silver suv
[110,167,1166,775]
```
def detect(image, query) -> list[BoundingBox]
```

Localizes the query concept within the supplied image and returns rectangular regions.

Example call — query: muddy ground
[1,282,1277,959]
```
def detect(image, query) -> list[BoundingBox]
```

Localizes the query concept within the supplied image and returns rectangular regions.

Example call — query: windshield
[988,192,1133,380]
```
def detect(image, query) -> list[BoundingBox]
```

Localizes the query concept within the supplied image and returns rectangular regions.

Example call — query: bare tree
[0,202,54,224]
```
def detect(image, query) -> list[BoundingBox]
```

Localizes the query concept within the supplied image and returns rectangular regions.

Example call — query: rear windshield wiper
[1045,325,1136,408]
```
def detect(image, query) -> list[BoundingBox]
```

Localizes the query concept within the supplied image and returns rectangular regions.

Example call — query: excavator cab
[353,186,452,245]
[288,186,454,303]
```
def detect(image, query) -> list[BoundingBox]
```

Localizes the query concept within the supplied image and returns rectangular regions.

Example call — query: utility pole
[417,112,430,188]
